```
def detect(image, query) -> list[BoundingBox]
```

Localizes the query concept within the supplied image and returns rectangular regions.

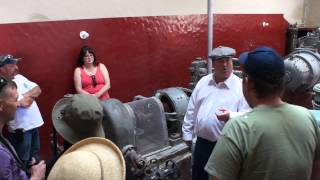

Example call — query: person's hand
[216,108,230,122]
[29,157,37,166]
[93,92,102,98]
[29,160,46,180]
[184,140,192,150]
[18,96,34,108]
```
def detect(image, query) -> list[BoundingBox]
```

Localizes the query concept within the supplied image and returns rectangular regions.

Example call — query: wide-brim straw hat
[52,94,105,144]
[48,137,126,180]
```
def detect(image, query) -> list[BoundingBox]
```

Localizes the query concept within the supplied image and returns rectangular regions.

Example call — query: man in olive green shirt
[205,47,320,180]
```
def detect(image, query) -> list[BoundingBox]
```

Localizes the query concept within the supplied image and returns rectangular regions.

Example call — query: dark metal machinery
[155,87,190,145]
[101,88,191,180]
[188,57,208,90]
[284,49,320,91]
[284,27,320,92]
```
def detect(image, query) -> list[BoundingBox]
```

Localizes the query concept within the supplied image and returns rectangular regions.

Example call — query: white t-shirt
[7,74,44,132]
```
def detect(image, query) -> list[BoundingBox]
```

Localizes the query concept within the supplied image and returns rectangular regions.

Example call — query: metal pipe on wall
[207,0,213,74]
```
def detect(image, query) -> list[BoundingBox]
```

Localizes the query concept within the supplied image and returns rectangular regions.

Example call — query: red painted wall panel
[0,14,288,159]
[214,14,288,54]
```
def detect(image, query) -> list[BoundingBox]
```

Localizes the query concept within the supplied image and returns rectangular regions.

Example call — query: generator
[101,87,191,180]
[284,49,320,91]
[284,27,320,92]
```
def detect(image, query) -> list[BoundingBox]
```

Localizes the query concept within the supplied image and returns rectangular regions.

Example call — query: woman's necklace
[83,66,96,76]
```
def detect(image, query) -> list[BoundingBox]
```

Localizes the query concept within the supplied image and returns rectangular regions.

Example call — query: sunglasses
[0,76,8,91]
[0,55,13,67]
[90,75,97,87]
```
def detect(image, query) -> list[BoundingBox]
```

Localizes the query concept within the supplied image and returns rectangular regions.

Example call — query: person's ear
[246,76,255,91]
[242,74,248,84]
[242,76,248,91]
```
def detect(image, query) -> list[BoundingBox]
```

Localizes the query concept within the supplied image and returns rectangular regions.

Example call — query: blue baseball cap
[0,54,21,67]
[239,46,284,83]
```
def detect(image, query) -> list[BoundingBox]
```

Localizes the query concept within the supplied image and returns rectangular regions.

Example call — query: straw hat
[48,137,126,180]
[52,94,105,144]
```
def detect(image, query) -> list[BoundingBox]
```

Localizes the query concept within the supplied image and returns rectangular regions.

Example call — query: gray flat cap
[209,46,236,60]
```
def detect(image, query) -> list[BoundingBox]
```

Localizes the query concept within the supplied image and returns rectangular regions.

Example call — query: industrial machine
[188,57,208,90]
[101,87,191,180]
[284,27,320,92]
[284,49,320,91]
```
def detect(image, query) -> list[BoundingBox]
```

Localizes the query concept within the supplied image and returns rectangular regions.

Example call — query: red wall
[0,14,288,159]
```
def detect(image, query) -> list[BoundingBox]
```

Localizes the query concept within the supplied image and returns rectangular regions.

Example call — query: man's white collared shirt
[182,73,250,142]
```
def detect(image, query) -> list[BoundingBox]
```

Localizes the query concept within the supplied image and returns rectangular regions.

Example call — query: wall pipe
[207,0,213,74]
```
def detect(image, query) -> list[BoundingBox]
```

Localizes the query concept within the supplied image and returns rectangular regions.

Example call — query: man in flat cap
[182,46,250,180]
[0,54,44,167]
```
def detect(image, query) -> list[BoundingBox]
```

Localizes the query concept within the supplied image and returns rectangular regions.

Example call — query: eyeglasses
[0,76,8,92]
[84,54,94,58]
[91,75,97,87]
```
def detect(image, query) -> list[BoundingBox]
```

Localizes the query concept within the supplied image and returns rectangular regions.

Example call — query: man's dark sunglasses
[0,76,8,91]
[91,75,97,87]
